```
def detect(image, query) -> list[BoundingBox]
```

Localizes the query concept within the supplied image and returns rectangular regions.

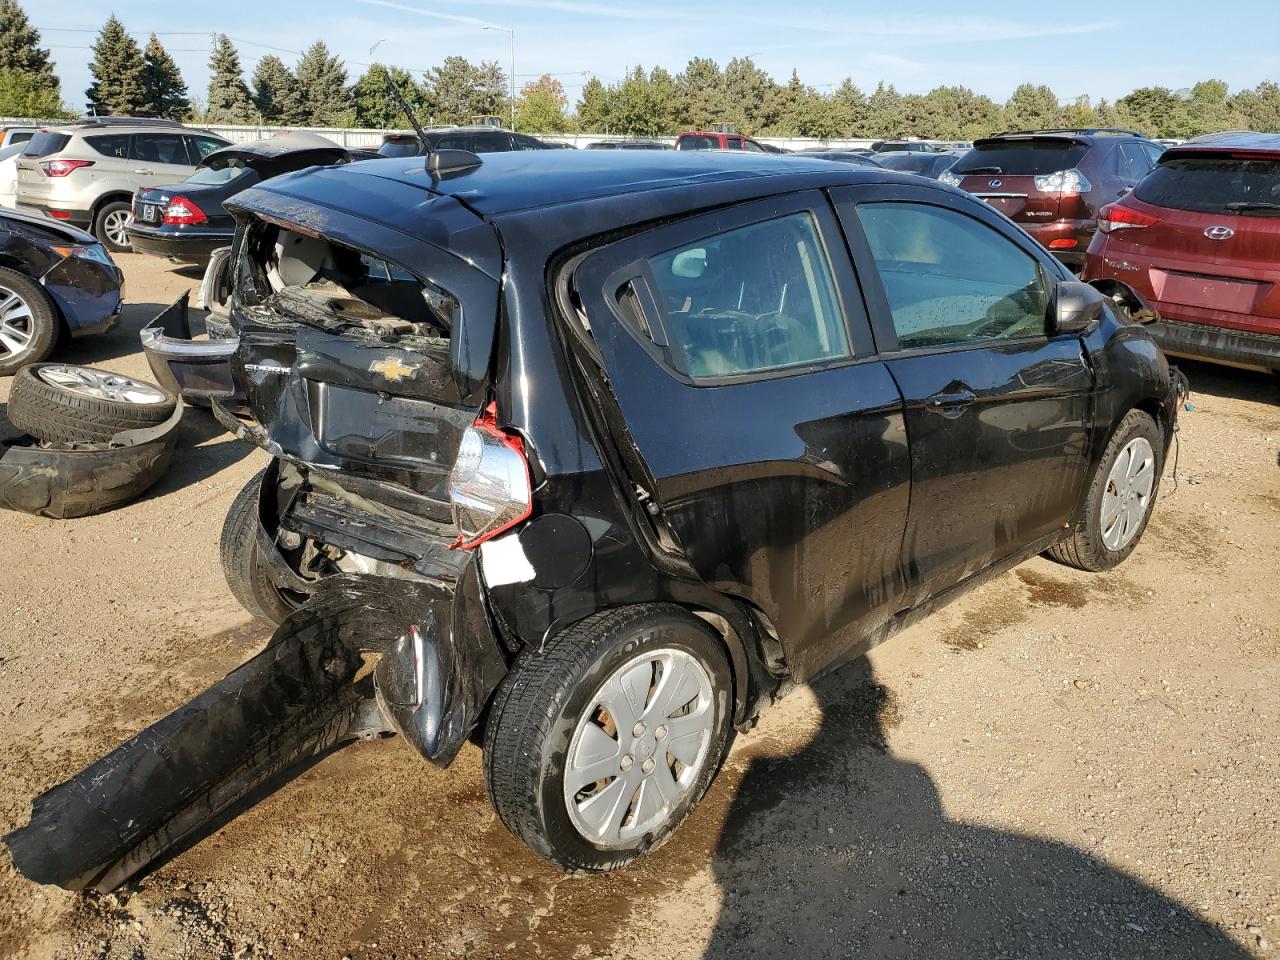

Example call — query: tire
[1047,409,1162,572]
[0,267,60,376]
[484,604,734,873]
[6,364,175,444]
[220,470,302,625]
[94,200,134,252]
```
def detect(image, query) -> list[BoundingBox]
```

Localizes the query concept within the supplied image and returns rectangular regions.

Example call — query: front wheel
[1047,409,1162,572]
[483,604,733,873]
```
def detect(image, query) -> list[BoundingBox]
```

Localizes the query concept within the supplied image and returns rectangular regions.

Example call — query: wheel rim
[37,365,169,405]
[563,648,716,848]
[103,209,133,247]
[1100,436,1155,550]
[0,284,35,360]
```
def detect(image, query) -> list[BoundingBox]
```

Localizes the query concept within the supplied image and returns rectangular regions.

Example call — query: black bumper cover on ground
[140,293,242,407]
[3,574,507,890]
[1149,318,1280,372]
[0,404,182,519]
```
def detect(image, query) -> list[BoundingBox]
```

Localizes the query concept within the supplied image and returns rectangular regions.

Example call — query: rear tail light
[1034,168,1091,194]
[938,168,964,187]
[40,159,93,177]
[1048,238,1078,249]
[162,196,207,225]
[1098,203,1159,233]
[448,403,532,549]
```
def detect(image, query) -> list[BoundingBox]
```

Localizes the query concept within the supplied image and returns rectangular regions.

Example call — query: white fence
[2,116,881,151]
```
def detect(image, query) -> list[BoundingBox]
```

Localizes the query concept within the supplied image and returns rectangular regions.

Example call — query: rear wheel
[1047,409,1162,571]
[94,201,133,252]
[0,267,59,376]
[484,604,733,872]
[220,470,306,625]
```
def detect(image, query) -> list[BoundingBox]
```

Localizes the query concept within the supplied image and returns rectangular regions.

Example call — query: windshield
[1135,155,1280,213]
[953,140,1089,176]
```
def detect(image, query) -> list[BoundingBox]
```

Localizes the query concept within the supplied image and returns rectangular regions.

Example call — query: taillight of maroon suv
[942,129,1162,269]
[1085,132,1280,373]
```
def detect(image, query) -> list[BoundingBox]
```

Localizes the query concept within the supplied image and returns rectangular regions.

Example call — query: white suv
[15,118,228,252]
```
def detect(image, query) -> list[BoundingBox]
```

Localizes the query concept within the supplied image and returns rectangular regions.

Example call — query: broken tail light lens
[1098,203,1159,233]
[40,159,93,177]
[448,403,532,549]
[162,196,207,225]
[1034,168,1092,194]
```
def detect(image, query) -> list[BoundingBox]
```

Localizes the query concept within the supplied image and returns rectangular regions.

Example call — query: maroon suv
[942,128,1164,268]
[1085,131,1280,373]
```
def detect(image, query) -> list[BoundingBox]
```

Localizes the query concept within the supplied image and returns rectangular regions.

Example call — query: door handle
[134,169,154,175]
[927,388,977,417]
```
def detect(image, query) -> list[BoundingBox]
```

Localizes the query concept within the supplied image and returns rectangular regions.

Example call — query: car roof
[324,150,908,218]
[1168,131,1280,155]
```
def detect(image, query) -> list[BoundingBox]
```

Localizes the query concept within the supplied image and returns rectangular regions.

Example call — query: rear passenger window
[855,202,1049,350]
[645,212,851,378]
[85,134,130,158]
[1115,142,1152,179]
[131,134,187,164]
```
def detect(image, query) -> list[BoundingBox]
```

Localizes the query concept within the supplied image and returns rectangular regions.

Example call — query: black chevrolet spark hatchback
[7,150,1181,890]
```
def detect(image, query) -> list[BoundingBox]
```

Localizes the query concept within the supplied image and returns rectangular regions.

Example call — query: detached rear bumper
[1148,318,1280,372]
[140,293,242,406]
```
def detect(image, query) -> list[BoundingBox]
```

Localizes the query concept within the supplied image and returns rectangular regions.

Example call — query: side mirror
[1050,280,1106,335]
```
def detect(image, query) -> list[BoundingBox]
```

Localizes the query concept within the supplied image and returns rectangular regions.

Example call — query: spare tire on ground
[7,364,176,444]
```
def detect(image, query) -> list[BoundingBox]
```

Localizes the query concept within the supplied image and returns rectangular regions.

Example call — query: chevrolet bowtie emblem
[370,356,419,382]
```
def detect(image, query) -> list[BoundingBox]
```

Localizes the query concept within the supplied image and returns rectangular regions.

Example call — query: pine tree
[513,74,568,133]
[252,55,303,125]
[86,16,146,116]
[426,56,507,125]
[672,58,725,132]
[574,76,611,132]
[0,67,65,117]
[1003,83,1061,132]
[205,34,255,123]
[295,41,352,126]
[140,35,189,119]
[0,0,60,111]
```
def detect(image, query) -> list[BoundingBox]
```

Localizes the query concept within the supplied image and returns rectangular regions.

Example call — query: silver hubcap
[37,365,169,404]
[563,648,716,848]
[0,284,34,359]
[103,209,132,247]
[1101,436,1155,550]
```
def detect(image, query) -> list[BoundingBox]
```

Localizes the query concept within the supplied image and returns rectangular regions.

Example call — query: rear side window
[645,212,851,378]
[953,141,1089,175]
[131,133,188,164]
[1114,142,1153,180]
[8,131,33,145]
[1135,155,1280,213]
[22,131,70,158]
[855,202,1049,350]
[84,134,130,158]
[678,135,718,151]
[742,140,765,153]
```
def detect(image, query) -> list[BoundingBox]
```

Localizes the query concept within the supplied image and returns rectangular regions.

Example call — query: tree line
[1,1,1278,139]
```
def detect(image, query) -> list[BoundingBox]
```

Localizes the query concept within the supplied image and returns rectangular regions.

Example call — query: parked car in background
[870,140,937,153]
[876,150,963,180]
[0,206,122,374]
[758,142,792,154]
[1085,131,1280,373]
[800,151,885,168]
[9,149,1184,894]
[377,127,551,157]
[586,140,672,150]
[14,117,229,253]
[675,130,770,152]
[0,143,24,208]
[941,128,1164,270]
[127,133,353,264]
[0,127,39,149]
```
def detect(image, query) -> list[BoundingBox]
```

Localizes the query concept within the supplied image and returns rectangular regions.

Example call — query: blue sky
[30,0,1280,112]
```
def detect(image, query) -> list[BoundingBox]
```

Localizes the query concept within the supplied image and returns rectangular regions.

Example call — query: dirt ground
[0,251,1277,959]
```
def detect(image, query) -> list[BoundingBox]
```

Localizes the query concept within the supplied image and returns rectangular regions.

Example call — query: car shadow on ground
[701,659,1248,960]
[52,300,182,367]
[1175,358,1276,405]
[140,405,253,498]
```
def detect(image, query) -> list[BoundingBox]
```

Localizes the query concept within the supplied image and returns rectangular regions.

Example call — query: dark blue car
[0,206,122,375]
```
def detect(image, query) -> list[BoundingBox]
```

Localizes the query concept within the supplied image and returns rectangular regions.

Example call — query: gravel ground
[0,252,1276,959]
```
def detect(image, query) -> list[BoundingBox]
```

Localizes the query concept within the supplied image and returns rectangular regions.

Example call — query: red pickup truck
[675,131,770,152]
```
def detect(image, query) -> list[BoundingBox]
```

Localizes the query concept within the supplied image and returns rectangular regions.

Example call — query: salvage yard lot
[0,253,1277,959]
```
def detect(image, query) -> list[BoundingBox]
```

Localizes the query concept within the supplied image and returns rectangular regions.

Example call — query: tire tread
[7,364,173,443]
